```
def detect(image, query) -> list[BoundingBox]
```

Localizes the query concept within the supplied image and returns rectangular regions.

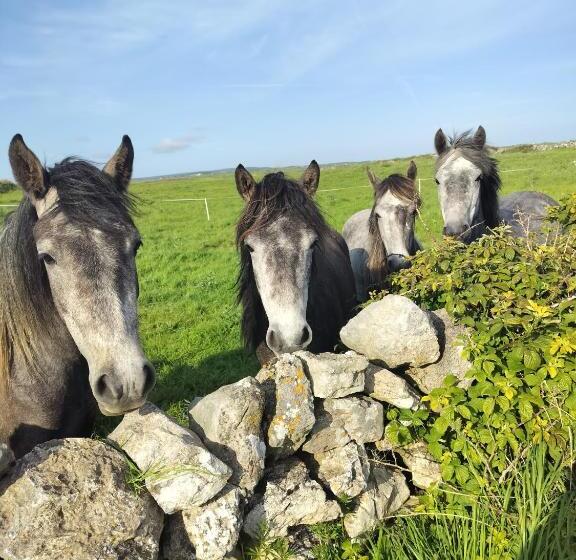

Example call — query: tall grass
[369,443,576,560]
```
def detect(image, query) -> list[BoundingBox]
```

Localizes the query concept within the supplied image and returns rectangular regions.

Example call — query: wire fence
[0,168,535,222]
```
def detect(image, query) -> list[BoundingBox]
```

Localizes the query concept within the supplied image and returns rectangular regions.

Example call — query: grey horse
[342,161,422,301]
[434,126,558,243]
[0,135,155,458]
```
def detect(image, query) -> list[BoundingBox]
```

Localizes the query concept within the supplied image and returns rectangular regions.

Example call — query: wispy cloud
[152,134,205,154]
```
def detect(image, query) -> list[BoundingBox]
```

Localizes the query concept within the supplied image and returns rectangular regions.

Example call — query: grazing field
[0,146,575,423]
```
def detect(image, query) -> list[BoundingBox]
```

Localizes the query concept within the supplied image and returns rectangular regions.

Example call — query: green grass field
[1,146,575,422]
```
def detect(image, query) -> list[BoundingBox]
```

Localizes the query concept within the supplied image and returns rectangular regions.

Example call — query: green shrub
[0,180,17,194]
[372,195,576,503]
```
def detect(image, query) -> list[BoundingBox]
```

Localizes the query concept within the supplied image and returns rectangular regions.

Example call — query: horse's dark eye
[245,243,254,253]
[39,253,56,266]
[476,175,483,182]
[435,178,440,185]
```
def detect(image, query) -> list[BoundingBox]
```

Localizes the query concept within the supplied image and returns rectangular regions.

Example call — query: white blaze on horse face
[374,190,414,259]
[436,153,482,235]
[34,211,152,415]
[245,216,315,355]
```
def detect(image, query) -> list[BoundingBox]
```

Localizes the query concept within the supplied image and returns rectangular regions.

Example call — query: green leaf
[483,397,495,416]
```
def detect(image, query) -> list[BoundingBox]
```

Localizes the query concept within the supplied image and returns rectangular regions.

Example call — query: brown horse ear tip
[10,133,24,146]
[121,134,133,146]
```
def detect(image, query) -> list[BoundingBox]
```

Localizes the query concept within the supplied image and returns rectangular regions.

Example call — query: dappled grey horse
[235,162,356,363]
[0,135,154,458]
[434,126,558,243]
[342,161,422,301]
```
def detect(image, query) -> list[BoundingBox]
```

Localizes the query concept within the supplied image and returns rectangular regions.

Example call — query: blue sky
[0,0,575,179]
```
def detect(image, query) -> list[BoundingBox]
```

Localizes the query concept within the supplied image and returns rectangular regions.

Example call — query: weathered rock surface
[340,295,440,368]
[397,442,441,490]
[244,458,341,538]
[365,365,422,410]
[0,438,164,560]
[182,485,243,560]
[159,513,196,560]
[295,350,367,398]
[256,355,315,458]
[323,396,384,443]
[302,406,352,454]
[344,466,410,538]
[314,441,370,498]
[109,402,231,514]
[407,309,472,393]
[0,443,14,478]
[188,377,266,492]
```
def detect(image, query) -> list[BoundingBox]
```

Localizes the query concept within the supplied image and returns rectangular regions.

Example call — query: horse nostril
[95,374,123,402]
[142,363,156,395]
[300,325,313,347]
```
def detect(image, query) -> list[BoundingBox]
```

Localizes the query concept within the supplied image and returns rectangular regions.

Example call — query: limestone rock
[159,513,196,560]
[244,458,341,538]
[302,406,352,454]
[295,350,367,398]
[323,397,384,443]
[109,402,231,514]
[0,443,14,478]
[188,377,266,492]
[398,442,441,490]
[406,309,472,393]
[256,354,315,458]
[340,295,440,368]
[314,441,370,498]
[365,365,422,410]
[182,485,243,560]
[0,438,164,560]
[344,467,410,538]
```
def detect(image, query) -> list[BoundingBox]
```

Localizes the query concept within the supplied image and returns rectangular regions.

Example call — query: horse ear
[103,135,134,191]
[301,160,320,196]
[407,160,417,181]
[235,164,256,201]
[366,167,381,189]
[474,126,486,148]
[9,134,48,200]
[434,128,448,155]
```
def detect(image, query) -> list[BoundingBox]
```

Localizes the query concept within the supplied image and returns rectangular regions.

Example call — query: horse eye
[434,178,440,185]
[245,243,254,253]
[39,252,56,266]
[476,175,483,182]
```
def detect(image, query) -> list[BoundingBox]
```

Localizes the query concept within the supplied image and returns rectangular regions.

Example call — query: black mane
[236,171,355,352]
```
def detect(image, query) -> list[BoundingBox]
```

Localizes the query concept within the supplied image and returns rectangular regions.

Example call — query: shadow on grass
[150,347,261,420]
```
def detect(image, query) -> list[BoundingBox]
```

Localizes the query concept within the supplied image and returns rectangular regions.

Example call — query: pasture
[0,145,575,425]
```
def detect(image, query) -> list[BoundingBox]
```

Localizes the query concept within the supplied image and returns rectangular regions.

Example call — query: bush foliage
[374,196,576,504]
[0,180,17,194]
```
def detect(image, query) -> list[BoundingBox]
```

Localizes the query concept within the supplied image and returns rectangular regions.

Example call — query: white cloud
[152,134,205,154]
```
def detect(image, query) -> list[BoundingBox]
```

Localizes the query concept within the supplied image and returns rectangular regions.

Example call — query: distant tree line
[0,180,17,194]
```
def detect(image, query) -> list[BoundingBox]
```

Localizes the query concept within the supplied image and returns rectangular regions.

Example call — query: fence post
[204,198,210,221]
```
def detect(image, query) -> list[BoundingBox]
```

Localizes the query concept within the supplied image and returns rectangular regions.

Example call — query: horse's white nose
[266,323,313,355]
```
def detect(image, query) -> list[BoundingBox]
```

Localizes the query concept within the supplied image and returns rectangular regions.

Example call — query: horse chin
[97,401,145,417]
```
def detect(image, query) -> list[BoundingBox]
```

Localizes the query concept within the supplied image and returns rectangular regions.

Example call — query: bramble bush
[374,195,576,504]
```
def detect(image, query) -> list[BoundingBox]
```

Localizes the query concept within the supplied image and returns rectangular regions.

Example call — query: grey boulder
[0,438,164,560]
[340,295,440,368]
[365,365,422,410]
[189,377,266,492]
[109,402,231,514]
[398,441,441,490]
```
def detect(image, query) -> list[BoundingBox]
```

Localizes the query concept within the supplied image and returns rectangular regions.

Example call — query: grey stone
[398,442,441,490]
[340,295,440,368]
[0,438,164,560]
[244,458,341,538]
[302,406,352,454]
[294,350,367,398]
[365,365,422,410]
[182,485,243,560]
[314,441,370,498]
[256,354,315,458]
[0,443,14,479]
[109,402,231,514]
[323,396,384,443]
[406,308,472,394]
[189,377,266,492]
[344,466,410,538]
